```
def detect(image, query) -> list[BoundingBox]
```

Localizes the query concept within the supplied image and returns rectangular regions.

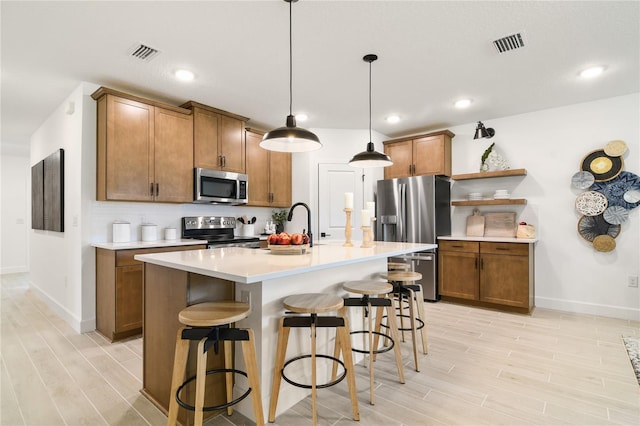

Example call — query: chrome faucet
[287,202,313,247]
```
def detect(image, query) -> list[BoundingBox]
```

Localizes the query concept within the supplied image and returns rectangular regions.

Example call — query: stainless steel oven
[182,216,260,248]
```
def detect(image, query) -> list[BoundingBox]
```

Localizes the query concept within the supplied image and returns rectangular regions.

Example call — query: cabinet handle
[222,156,226,167]
[218,155,223,167]
[480,258,484,270]
[452,244,463,248]
[496,247,509,251]
[150,183,154,196]
[155,183,159,196]
[475,258,478,269]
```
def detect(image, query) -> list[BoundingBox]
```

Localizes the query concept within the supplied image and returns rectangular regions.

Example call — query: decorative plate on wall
[604,139,627,157]
[577,214,621,242]
[603,206,629,225]
[591,171,640,210]
[580,149,623,182]
[593,235,616,252]
[575,191,608,216]
[571,171,595,189]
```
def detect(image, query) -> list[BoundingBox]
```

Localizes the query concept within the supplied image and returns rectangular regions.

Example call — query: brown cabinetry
[245,128,292,207]
[438,239,534,313]
[93,88,194,203]
[182,101,249,174]
[383,130,454,179]
[95,244,205,341]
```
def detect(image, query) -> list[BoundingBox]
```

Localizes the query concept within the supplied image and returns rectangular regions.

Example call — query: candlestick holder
[360,223,375,248]
[343,208,353,247]
[368,216,376,246]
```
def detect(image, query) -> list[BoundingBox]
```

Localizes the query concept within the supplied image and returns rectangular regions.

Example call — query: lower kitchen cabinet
[95,244,205,341]
[438,239,534,313]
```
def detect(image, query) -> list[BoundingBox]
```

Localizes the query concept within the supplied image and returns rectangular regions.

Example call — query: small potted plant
[271,209,288,234]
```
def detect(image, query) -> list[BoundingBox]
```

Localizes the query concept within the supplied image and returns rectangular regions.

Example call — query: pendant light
[349,54,393,168]
[260,0,322,153]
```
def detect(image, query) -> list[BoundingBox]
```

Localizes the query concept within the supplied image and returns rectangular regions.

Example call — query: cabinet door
[219,115,246,173]
[154,108,194,203]
[245,130,271,206]
[384,140,413,179]
[115,264,143,332]
[104,95,154,201]
[438,251,479,300]
[193,108,220,170]
[413,135,451,176]
[480,253,529,307]
[269,150,292,207]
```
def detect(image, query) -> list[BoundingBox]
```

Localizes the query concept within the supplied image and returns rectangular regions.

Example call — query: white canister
[242,224,255,237]
[141,223,157,242]
[164,227,177,240]
[112,221,130,243]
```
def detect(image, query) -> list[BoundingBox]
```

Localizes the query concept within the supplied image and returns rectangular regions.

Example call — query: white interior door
[318,163,363,241]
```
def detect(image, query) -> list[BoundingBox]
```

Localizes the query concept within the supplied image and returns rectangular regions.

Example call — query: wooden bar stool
[268,293,359,426]
[388,261,411,271]
[381,271,428,372]
[167,301,264,426]
[332,280,405,405]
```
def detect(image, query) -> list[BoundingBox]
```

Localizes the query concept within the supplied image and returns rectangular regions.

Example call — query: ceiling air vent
[128,43,160,62]
[492,33,525,54]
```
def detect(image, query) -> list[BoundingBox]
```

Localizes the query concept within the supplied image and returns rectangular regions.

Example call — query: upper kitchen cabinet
[383,130,454,179]
[92,87,194,203]
[181,101,249,174]
[245,128,291,207]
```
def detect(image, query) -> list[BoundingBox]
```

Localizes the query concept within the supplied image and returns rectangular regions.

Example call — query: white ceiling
[2,1,638,152]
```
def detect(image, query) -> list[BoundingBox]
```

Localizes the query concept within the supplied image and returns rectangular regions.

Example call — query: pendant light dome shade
[349,54,393,168]
[261,0,321,153]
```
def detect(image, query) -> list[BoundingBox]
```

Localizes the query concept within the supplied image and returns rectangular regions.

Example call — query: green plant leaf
[481,142,495,164]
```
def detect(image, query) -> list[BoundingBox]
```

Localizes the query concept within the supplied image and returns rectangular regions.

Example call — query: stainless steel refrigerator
[376,175,451,301]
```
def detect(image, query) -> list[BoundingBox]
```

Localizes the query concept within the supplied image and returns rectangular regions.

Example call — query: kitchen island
[134,240,435,423]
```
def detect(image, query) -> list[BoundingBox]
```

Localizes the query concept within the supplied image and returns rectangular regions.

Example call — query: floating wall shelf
[452,168,527,181]
[452,199,527,206]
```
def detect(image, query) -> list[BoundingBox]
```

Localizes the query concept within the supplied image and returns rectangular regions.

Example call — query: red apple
[291,233,304,245]
[267,234,279,245]
[277,233,291,245]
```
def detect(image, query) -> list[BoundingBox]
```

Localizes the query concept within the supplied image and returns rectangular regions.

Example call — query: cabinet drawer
[115,245,206,266]
[439,240,478,253]
[480,242,529,256]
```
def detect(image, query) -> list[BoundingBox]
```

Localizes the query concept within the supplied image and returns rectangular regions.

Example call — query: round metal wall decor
[592,235,616,252]
[580,149,623,182]
[603,206,628,225]
[591,171,640,210]
[624,189,640,204]
[603,140,627,157]
[575,191,608,216]
[577,215,621,242]
[571,171,595,189]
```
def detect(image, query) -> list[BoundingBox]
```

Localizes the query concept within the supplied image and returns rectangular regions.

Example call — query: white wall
[0,151,30,273]
[444,93,639,320]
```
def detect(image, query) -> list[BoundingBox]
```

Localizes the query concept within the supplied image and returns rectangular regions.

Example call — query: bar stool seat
[388,261,411,271]
[269,293,359,425]
[167,301,264,426]
[333,280,405,405]
[381,271,428,372]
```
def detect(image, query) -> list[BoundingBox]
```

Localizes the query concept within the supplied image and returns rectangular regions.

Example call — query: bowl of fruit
[267,232,310,255]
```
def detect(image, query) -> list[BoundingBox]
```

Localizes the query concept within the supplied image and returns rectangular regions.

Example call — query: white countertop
[134,240,436,284]
[92,239,208,250]
[438,236,538,243]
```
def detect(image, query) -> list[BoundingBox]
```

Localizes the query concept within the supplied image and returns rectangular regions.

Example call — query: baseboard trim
[29,282,95,333]
[1,266,29,274]
[536,296,640,321]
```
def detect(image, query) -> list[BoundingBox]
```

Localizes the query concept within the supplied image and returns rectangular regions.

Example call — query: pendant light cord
[289,0,293,117]
[368,58,372,144]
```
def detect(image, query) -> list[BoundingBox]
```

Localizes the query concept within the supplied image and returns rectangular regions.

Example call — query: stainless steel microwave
[193,168,248,205]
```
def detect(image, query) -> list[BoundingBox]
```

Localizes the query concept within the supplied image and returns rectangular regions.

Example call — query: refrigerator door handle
[399,183,406,242]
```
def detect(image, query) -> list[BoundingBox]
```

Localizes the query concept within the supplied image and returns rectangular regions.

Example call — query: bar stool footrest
[380,315,425,332]
[176,368,251,412]
[349,330,394,354]
[282,354,346,389]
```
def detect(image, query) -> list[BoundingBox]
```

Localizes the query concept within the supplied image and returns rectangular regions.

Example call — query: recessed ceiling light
[386,115,400,124]
[454,99,473,109]
[295,113,308,122]
[579,66,605,79]
[174,69,195,81]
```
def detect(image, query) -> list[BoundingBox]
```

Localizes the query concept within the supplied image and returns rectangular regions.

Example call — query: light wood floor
[2,272,639,425]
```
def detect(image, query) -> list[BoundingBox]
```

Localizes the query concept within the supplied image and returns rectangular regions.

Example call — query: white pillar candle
[344,192,354,209]
[361,209,370,226]
[366,202,376,217]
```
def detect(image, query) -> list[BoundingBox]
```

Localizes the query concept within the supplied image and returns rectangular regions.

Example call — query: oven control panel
[183,216,236,230]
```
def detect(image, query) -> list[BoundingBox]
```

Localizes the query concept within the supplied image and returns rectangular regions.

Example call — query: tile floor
[1,272,639,425]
